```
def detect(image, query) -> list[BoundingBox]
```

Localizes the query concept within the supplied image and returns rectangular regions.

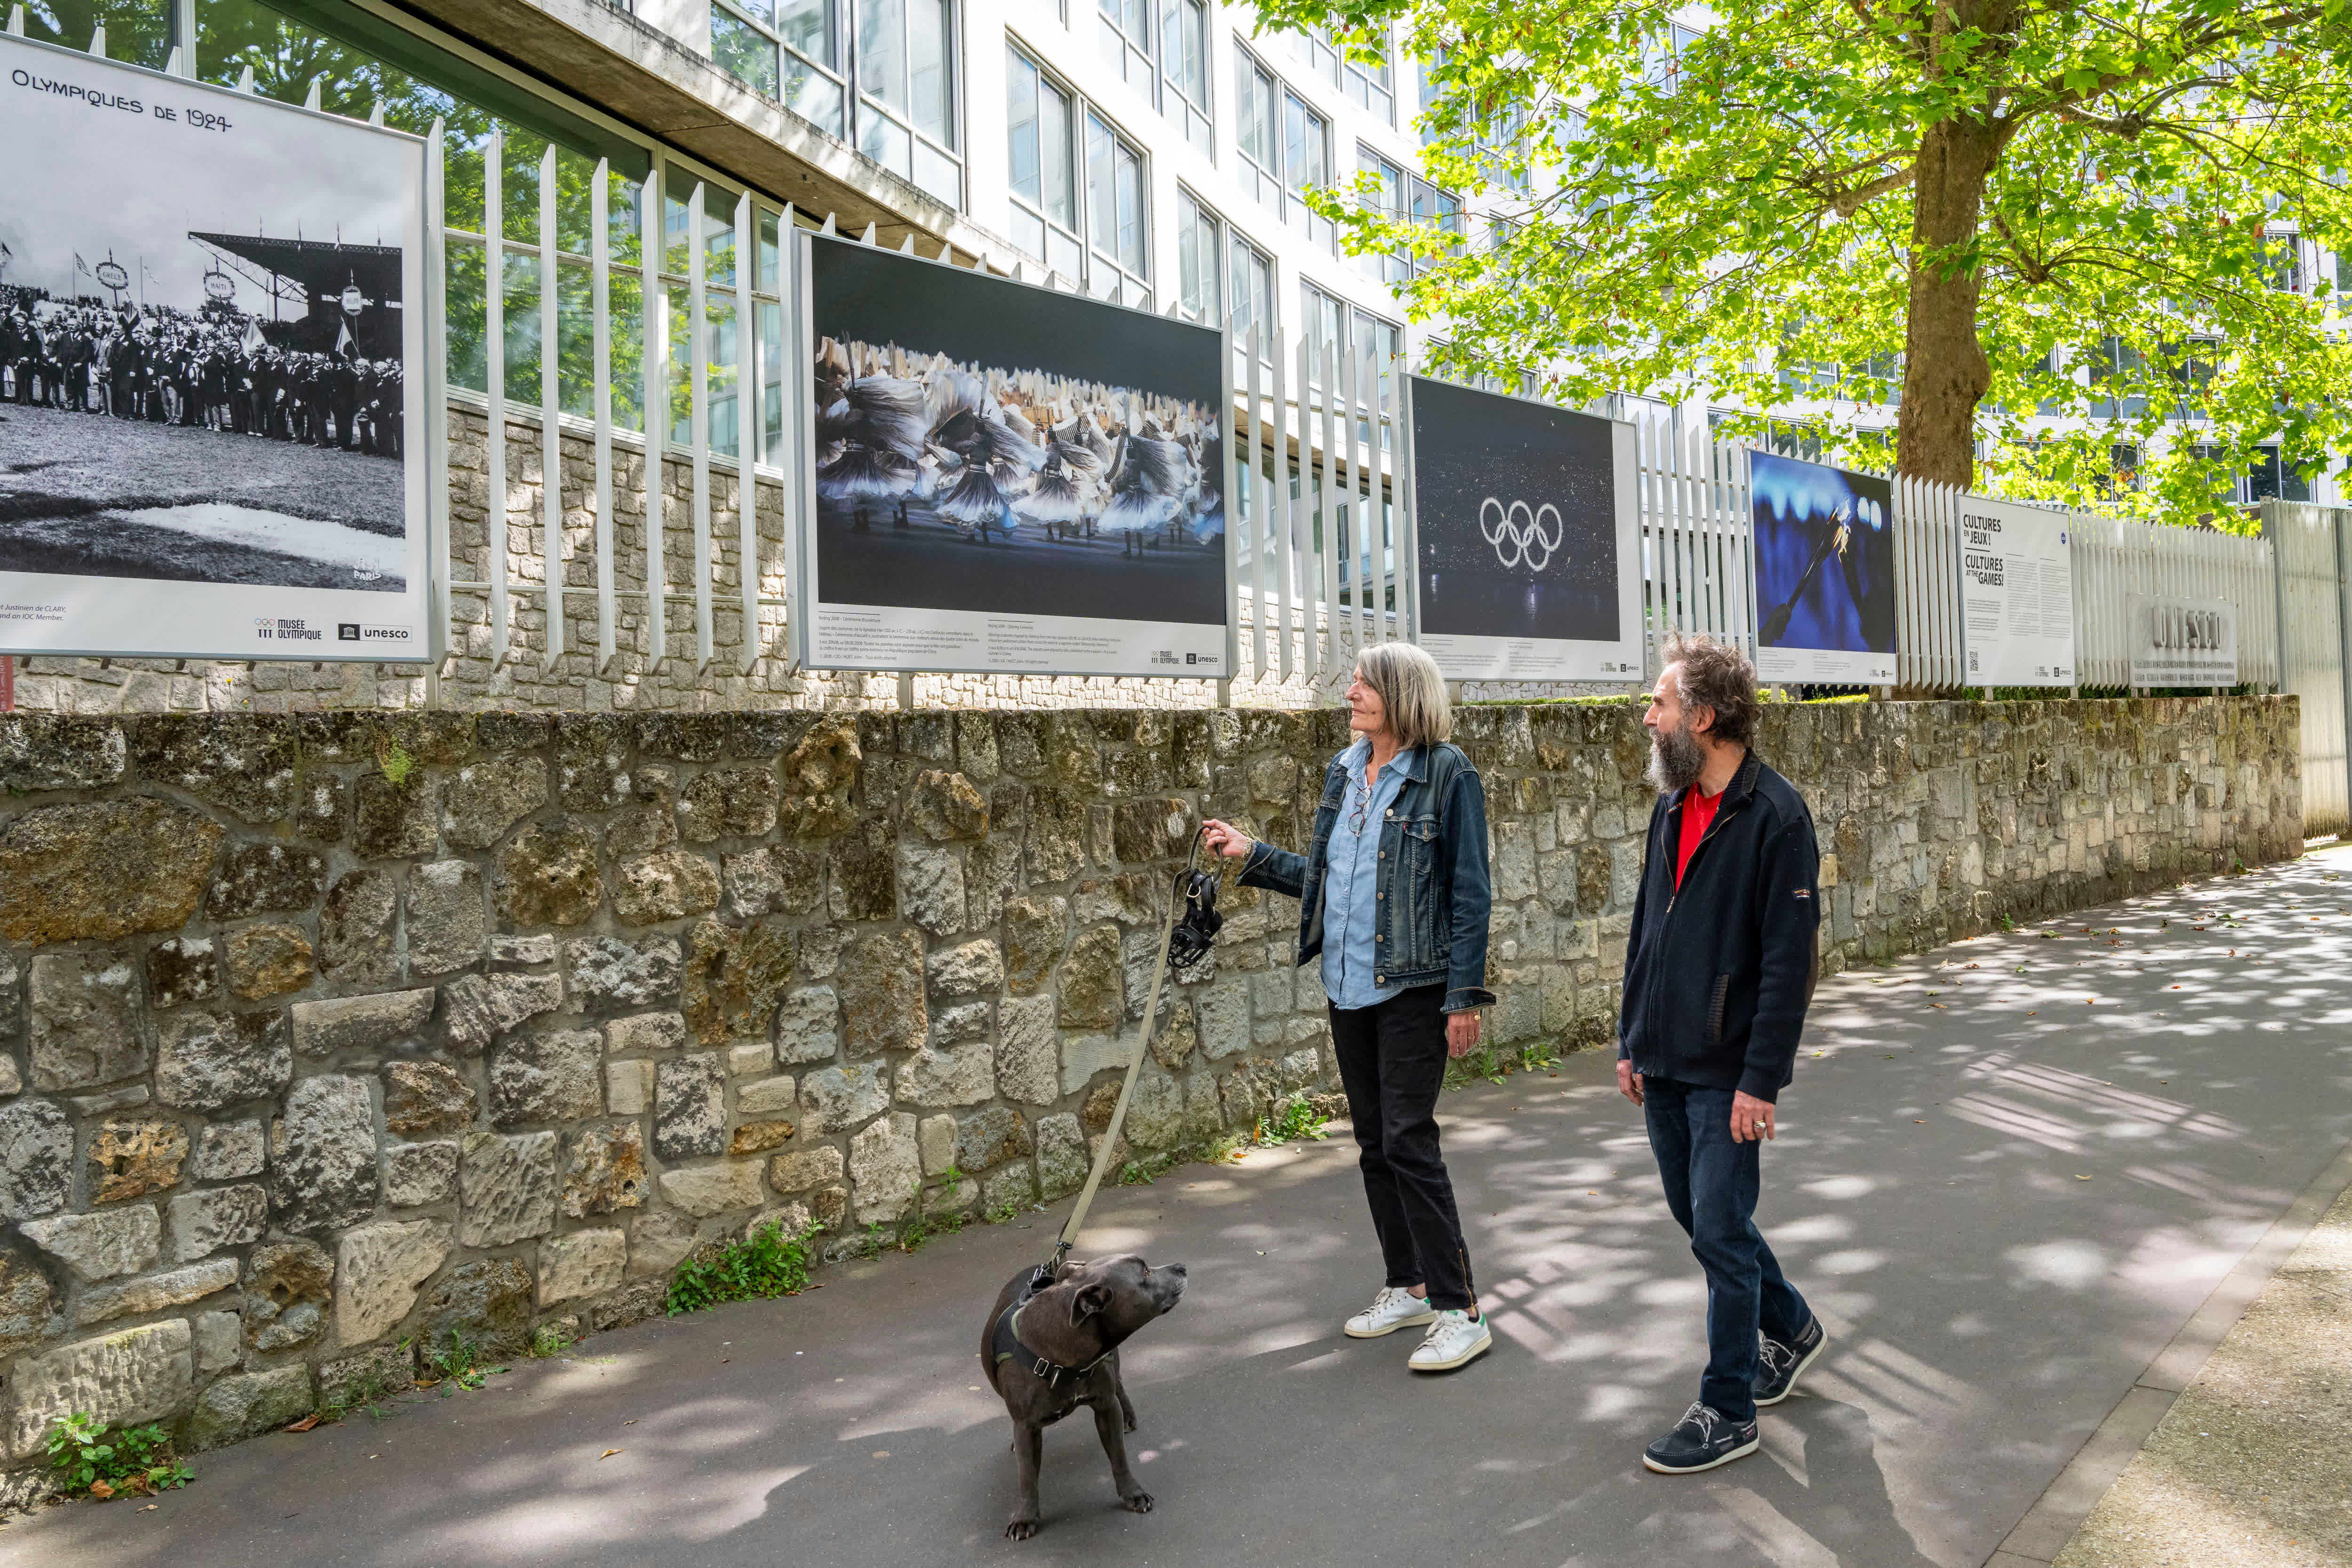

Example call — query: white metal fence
[2265,501,2352,836]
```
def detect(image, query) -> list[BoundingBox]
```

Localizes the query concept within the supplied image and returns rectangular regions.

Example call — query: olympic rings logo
[1478,498,1564,572]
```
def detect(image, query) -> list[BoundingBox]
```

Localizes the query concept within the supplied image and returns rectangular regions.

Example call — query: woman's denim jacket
[1237,741,1495,1014]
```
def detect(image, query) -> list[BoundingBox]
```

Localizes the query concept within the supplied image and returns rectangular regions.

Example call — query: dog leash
[1034,828,1220,1288]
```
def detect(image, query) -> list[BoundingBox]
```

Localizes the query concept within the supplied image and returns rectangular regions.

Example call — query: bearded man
[1617,632,1826,1476]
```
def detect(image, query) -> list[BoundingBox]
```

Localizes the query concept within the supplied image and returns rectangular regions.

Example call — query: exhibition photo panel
[1749,450,1898,685]
[799,233,1229,677]
[1408,375,1641,682]
[1958,495,2076,687]
[0,35,429,661]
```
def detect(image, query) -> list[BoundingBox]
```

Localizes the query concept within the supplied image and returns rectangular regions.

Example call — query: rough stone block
[246,1241,333,1353]
[1035,1114,1088,1200]
[722,843,826,920]
[335,1219,453,1349]
[840,931,926,1058]
[292,987,437,1059]
[562,1122,647,1217]
[145,937,219,1010]
[6,1319,192,1464]
[605,1059,654,1117]
[490,1029,604,1127]
[654,1053,727,1161]
[798,1062,888,1133]
[495,820,604,928]
[956,1105,1034,1173]
[657,1159,766,1218]
[849,1113,920,1225]
[441,755,549,850]
[1002,896,1068,995]
[190,1120,265,1181]
[420,1256,533,1356]
[85,1118,189,1204]
[0,713,125,790]
[895,1042,994,1108]
[598,1015,682,1060]
[222,921,313,1001]
[17,1205,160,1281]
[271,1075,379,1235]
[917,1113,957,1176]
[407,860,489,978]
[318,868,400,987]
[897,844,965,935]
[777,986,840,1064]
[982,1162,1037,1214]
[727,1042,773,1078]
[768,1145,844,1194]
[0,799,223,945]
[1059,1032,1130,1097]
[683,917,797,1045]
[28,951,148,1091]
[538,1229,627,1305]
[491,933,557,967]
[1057,925,1123,1030]
[737,1075,797,1117]
[167,1183,268,1262]
[458,1130,559,1247]
[567,936,683,1010]
[353,772,439,860]
[206,842,327,921]
[76,1258,238,1327]
[384,1141,461,1208]
[441,971,562,1054]
[0,1097,76,1219]
[150,1010,287,1114]
[613,849,721,925]
[381,1059,477,1138]
[678,767,779,842]
[192,1310,241,1373]
[185,1364,312,1450]
[729,1117,795,1154]
[990,995,1059,1106]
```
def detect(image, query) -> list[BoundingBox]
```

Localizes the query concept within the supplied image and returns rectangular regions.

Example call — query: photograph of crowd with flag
[798,234,1228,677]
[1749,450,1899,685]
[0,35,427,661]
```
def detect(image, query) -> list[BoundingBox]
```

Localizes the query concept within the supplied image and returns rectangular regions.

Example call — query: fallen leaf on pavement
[600,1449,623,1459]
[286,1414,322,1433]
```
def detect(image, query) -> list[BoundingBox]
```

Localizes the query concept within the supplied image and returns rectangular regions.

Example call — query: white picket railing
[2071,516,2279,691]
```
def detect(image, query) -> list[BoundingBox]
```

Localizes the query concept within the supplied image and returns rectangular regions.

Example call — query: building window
[1008,48,1150,306]
[1085,109,1150,306]
[1094,0,1212,153]
[1359,148,1459,284]
[1007,47,1083,283]
[1289,25,1393,123]
[1176,189,1223,325]
[1300,282,1399,369]
[1230,230,1274,346]
[1235,48,1333,253]
[709,0,959,208]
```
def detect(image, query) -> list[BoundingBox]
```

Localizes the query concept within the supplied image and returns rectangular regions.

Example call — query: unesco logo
[1478,499,1564,572]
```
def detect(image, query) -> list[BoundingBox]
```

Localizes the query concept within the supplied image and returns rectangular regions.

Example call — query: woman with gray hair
[1203,643,1497,1372]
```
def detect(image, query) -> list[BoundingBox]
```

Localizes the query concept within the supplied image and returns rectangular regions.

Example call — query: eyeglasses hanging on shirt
[1349,769,1372,836]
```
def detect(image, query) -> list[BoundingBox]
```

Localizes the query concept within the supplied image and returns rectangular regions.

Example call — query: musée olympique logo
[1479,499,1564,572]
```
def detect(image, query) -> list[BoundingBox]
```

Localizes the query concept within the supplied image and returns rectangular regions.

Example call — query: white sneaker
[1408,1309,1493,1372]
[1343,1286,1438,1339]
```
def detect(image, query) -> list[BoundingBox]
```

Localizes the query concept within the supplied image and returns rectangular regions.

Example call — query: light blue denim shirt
[1321,739,1414,1010]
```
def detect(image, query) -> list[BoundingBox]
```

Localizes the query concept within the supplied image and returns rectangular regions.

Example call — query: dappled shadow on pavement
[7,852,2350,1568]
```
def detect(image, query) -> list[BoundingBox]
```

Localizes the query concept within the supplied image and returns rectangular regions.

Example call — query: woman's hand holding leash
[1201,820,1253,860]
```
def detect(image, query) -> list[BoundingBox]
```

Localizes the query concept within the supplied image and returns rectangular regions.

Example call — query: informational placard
[1749,451,1897,685]
[792,233,1228,678]
[2129,595,2238,687]
[0,36,431,661]
[1957,496,2075,686]
[1407,376,1641,682]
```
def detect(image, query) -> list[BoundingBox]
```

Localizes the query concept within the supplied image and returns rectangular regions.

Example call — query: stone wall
[0,695,2299,1492]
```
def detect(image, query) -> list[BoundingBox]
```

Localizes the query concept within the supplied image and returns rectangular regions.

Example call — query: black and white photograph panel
[807,236,1227,632]
[0,40,414,600]
[1409,374,1639,681]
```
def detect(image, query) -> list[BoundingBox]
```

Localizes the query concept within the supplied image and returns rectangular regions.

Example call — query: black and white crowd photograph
[807,236,1228,631]
[0,61,417,598]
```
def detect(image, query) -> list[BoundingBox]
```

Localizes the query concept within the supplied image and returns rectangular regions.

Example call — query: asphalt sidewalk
[8,848,2351,1568]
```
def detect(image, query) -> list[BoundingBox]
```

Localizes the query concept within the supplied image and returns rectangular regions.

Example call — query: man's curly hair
[1661,632,1759,748]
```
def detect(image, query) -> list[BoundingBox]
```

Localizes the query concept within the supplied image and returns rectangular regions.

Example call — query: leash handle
[1047,831,1208,1265]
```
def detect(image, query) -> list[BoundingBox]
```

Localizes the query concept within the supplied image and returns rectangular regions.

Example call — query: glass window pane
[711,7,782,99]
[1008,50,1041,205]
[784,52,846,135]
[914,142,961,207]
[1041,78,1074,227]
[503,247,541,399]
[759,208,781,294]
[558,261,596,418]
[909,0,950,143]
[858,0,907,111]
[776,0,834,66]
[1087,113,1115,260]
[445,240,487,394]
[861,107,913,179]
[608,170,644,266]
[607,270,646,434]
[1117,147,1145,275]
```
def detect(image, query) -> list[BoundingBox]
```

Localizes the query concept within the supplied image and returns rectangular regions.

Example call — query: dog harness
[990,1273,1114,1390]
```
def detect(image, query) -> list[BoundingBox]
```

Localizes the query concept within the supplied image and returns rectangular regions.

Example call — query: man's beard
[1646,719,1706,794]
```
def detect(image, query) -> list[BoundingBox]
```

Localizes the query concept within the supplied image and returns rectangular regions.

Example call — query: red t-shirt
[1674,786,1723,889]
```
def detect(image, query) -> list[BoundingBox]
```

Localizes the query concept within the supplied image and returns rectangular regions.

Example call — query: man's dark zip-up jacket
[1616,750,1821,1103]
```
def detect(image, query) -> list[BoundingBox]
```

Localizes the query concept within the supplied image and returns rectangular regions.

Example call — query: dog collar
[991,1298,1113,1389]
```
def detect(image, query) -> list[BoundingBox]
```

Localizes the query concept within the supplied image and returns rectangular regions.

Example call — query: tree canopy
[1254,0,2352,522]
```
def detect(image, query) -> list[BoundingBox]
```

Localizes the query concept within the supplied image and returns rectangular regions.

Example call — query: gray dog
[980,1254,1188,1539]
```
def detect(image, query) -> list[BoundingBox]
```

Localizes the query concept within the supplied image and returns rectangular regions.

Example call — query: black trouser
[1330,984,1476,1313]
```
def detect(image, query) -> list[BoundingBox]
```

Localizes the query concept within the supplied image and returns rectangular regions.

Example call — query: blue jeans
[1643,1076,1811,1423]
